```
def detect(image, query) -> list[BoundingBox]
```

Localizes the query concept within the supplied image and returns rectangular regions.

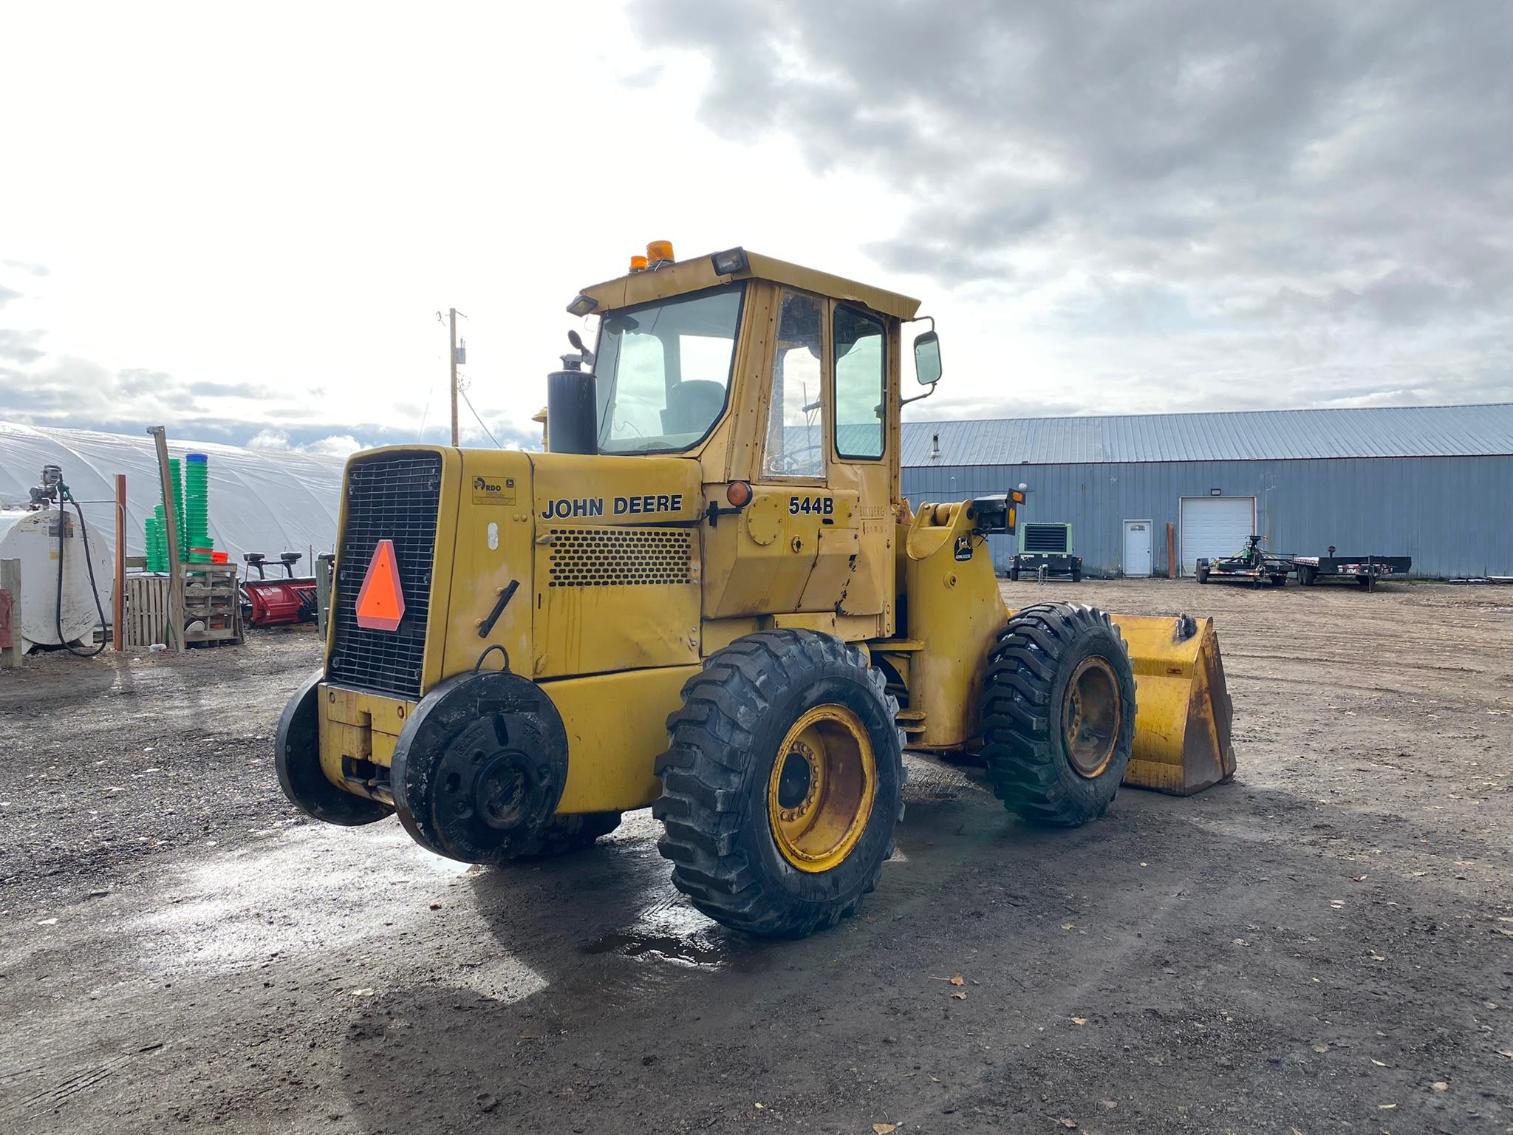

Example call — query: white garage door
[1180,496,1255,574]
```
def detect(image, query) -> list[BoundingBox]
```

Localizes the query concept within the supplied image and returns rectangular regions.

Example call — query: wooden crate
[124,564,244,649]
[124,574,171,649]
[183,563,243,646]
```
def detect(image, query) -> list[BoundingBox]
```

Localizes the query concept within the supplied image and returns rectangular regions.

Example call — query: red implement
[243,579,317,628]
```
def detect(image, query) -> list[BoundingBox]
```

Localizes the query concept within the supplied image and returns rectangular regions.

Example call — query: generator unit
[1009,522,1083,581]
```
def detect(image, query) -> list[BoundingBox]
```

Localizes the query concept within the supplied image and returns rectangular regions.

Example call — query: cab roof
[576,248,921,322]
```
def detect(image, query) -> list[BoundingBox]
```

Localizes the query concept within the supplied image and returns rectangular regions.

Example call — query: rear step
[895,707,927,735]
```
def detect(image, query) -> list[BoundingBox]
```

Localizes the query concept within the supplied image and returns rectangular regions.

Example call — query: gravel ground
[1,581,1510,1134]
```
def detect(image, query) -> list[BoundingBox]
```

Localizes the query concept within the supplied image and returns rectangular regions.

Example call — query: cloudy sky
[2,1,1509,456]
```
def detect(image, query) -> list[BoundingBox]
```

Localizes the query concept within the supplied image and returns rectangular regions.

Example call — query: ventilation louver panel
[548,527,692,588]
[1022,523,1070,554]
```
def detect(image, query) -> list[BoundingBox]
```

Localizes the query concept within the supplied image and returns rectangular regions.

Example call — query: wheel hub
[767,705,877,873]
[1062,656,1121,778]
[776,742,820,820]
[434,742,537,834]
[475,757,529,830]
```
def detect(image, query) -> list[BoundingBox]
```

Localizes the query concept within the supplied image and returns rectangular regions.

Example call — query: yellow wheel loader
[276,243,1235,939]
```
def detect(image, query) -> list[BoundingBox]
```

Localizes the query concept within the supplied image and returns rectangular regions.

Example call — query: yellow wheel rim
[767,705,877,873]
[1061,656,1121,778]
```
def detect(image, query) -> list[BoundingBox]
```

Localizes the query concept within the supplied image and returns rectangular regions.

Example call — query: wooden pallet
[124,564,244,649]
[124,575,171,649]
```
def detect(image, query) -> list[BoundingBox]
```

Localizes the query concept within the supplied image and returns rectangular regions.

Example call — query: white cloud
[305,434,364,458]
[247,428,362,457]
[245,429,291,451]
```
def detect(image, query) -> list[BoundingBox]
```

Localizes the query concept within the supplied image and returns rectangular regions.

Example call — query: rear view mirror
[913,330,942,385]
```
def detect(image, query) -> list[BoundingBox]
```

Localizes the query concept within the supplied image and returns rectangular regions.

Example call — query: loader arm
[881,496,1234,793]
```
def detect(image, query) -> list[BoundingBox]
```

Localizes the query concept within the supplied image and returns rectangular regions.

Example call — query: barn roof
[901,403,1513,466]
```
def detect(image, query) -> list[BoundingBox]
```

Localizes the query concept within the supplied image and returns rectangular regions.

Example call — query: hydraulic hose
[54,485,109,657]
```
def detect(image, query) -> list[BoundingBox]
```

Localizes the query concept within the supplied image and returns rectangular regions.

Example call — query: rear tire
[655,630,904,938]
[526,811,622,857]
[392,672,575,865]
[1196,562,1210,584]
[1071,564,1083,583]
[275,670,389,826]
[979,604,1136,826]
[1009,565,1020,581]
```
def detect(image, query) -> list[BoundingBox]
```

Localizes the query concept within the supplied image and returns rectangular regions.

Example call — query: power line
[459,387,501,447]
[417,375,437,439]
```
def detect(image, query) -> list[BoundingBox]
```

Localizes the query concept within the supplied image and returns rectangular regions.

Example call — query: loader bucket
[1109,614,1236,795]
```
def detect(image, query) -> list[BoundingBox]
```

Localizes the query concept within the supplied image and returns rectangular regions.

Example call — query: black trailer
[1294,554,1412,588]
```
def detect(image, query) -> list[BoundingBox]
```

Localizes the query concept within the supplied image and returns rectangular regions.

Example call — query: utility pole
[448,306,460,447]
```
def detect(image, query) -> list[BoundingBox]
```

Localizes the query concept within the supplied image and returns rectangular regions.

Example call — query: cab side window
[763,290,826,478]
[833,304,885,460]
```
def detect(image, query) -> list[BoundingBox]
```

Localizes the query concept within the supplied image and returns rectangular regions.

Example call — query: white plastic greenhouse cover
[0,420,346,568]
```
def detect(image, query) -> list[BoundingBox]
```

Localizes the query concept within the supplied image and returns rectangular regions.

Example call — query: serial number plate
[788,495,834,516]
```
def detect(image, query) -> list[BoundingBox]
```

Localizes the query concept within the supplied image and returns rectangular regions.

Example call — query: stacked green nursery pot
[184,453,213,563]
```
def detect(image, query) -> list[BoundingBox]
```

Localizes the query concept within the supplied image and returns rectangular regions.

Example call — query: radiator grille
[547,527,692,588]
[1022,524,1070,553]
[327,452,441,699]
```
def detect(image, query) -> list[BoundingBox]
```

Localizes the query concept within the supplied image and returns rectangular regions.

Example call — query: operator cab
[555,242,944,476]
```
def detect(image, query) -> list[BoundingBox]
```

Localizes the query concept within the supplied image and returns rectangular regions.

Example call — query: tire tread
[654,629,904,938]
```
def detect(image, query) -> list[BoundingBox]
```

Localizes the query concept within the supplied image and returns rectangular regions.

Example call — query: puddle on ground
[581,895,734,968]
[582,930,727,967]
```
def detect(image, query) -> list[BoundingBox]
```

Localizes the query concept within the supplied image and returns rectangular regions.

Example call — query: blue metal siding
[902,456,1513,579]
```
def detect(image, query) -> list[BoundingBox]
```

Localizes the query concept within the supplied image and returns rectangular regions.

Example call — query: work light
[710,247,749,276]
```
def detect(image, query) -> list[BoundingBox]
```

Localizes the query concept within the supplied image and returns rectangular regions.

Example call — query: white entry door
[1180,496,1256,574]
[1122,520,1153,577]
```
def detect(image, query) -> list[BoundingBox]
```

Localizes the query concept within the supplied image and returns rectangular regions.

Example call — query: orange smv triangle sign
[355,539,406,631]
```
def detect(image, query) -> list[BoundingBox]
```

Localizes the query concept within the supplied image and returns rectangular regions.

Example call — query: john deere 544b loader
[277,243,1235,938]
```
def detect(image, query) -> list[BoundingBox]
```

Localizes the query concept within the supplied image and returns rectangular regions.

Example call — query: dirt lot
[2,580,1510,1134]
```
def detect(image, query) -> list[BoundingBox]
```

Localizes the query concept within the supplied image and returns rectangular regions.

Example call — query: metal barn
[901,403,1513,579]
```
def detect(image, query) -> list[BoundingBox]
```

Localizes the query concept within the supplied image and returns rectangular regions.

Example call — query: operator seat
[660,380,725,435]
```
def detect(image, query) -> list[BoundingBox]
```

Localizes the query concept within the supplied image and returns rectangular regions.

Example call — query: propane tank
[0,507,112,650]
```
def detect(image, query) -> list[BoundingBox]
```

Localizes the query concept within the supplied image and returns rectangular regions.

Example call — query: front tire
[654,630,904,938]
[979,604,1136,826]
[1196,561,1210,584]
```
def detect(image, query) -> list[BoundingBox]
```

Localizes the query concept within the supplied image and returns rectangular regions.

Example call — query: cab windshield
[594,284,745,454]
